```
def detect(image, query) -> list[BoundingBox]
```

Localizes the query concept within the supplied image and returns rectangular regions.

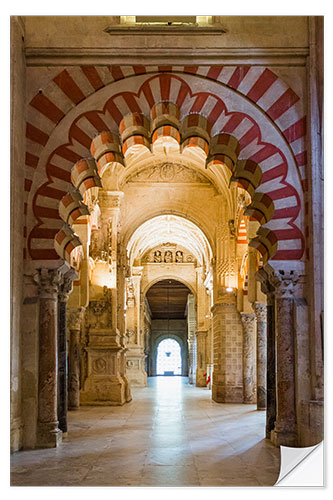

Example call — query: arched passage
[145,279,193,379]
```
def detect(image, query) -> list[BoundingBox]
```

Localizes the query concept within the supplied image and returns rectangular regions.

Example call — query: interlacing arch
[24,66,307,264]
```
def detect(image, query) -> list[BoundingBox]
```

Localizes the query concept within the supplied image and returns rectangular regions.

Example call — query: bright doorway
[156,338,182,375]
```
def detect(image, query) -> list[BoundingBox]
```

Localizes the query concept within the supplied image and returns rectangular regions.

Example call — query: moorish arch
[24,66,306,266]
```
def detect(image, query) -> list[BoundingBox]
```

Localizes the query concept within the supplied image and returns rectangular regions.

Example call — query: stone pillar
[187,294,196,385]
[195,330,208,387]
[212,292,243,403]
[36,268,63,448]
[266,294,276,438]
[125,269,147,387]
[240,313,256,403]
[67,307,85,410]
[256,270,276,439]
[57,275,74,434]
[269,268,299,447]
[253,302,267,410]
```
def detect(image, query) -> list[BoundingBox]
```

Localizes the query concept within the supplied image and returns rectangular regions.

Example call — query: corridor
[11,377,280,487]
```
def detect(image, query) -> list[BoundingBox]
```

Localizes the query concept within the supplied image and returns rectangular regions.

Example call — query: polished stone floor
[11,377,280,487]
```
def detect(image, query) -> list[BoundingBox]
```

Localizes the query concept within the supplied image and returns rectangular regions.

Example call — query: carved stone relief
[143,244,195,264]
[128,162,210,184]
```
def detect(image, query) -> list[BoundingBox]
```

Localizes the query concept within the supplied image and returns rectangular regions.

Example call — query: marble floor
[11,377,281,487]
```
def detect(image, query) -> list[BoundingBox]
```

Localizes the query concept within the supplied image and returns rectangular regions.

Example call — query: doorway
[156,338,182,375]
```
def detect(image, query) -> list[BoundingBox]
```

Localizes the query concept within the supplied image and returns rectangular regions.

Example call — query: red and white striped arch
[24,65,307,262]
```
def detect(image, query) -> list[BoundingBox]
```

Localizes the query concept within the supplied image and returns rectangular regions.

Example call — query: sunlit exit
[156,338,182,376]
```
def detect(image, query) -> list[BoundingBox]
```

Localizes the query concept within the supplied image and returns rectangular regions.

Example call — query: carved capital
[67,307,85,331]
[253,302,267,322]
[240,312,256,331]
[36,268,63,300]
[268,268,299,299]
[58,271,76,302]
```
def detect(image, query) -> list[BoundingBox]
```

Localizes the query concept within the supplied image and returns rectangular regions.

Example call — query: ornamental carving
[143,245,195,264]
[88,287,112,329]
[35,268,63,299]
[92,357,107,374]
[128,162,210,184]
[240,313,256,330]
[67,307,85,331]
[268,269,299,299]
[126,330,136,344]
[58,272,76,302]
[253,302,267,322]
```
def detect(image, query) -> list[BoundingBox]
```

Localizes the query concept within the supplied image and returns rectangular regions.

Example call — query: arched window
[156,338,182,376]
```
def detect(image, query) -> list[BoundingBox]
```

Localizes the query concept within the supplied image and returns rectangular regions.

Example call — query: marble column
[269,269,299,447]
[266,293,276,439]
[57,276,73,435]
[240,313,256,404]
[67,307,85,410]
[36,268,63,448]
[253,302,267,410]
[187,294,197,385]
[195,330,208,387]
[256,270,276,439]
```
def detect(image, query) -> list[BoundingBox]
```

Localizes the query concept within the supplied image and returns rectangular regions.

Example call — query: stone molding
[99,190,124,209]
[25,47,309,67]
[253,302,267,322]
[67,307,85,331]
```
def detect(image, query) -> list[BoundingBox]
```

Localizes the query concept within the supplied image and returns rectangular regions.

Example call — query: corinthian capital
[253,302,267,322]
[67,307,85,331]
[36,268,63,300]
[58,270,77,302]
[268,268,299,299]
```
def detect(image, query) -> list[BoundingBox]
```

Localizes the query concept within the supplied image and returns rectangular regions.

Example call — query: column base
[122,374,132,403]
[271,428,297,447]
[125,350,147,387]
[37,422,62,448]
[80,375,127,406]
[10,417,23,453]
[212,383,243,403]
[196,369,207,387]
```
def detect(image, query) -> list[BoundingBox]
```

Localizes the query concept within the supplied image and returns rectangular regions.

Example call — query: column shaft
[266,299,276,438]
[57,300,67,433]
[37,269,62,448]
[240,313,256,403]
[253,303,267,410]
[273,296,297,446]
[67,308,84,410]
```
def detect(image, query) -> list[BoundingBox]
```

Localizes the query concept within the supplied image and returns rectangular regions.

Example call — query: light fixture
[226,287,233,292]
